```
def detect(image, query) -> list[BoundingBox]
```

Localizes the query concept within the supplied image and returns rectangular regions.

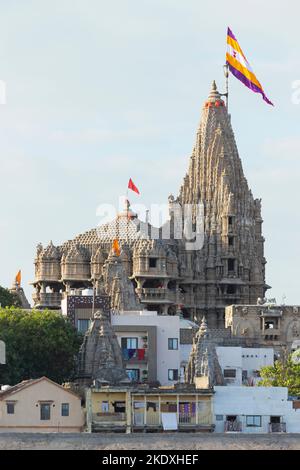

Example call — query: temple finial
[207,80,221,103]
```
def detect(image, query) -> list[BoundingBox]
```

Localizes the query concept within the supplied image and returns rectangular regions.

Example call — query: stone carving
[292,322,299,338]
[185,317,225,388]
[77,309,130,386]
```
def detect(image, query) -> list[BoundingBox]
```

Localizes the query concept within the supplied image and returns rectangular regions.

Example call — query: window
[246,415,262,427]
[168,369,179,381]
[242,370,248,380]
[113,401,126,413]
[228,259,235,272]
[168,338,178,350]
[40,403,51,420]
[227,285,236,294]
[216,415,224,421]
[6,403,15,414]
[126,369,140,382]
[102,401,109,412]
[149,258,157,268]
[228,236,234,246]
[224,369,236,378]
[228,216,233,225]
[121,337,138,349]
[270,416,281,424]
[77,319,90,334]
[61,403,69,417]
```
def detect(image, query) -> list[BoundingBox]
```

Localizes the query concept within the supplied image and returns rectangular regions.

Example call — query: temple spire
[206,80,223,104]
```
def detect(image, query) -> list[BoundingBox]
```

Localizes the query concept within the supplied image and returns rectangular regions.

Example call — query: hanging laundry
[137,349,145,360]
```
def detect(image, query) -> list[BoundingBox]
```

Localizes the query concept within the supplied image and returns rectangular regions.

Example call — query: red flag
[128,178,140,195]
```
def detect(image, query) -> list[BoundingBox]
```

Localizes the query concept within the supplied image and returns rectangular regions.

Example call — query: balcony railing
[224,420,242,432]
[269,422,286,433]
[139,288,176,302]
[32,292,62,307]
[179,413,196,425]
[92,412,126,423]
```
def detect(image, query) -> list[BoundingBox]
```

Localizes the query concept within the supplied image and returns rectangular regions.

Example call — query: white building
[181,342,274,386]
[216,347,274,386]
[111,310,182,386]
[213,386,300,433]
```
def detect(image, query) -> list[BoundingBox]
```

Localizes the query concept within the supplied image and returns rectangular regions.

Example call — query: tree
[0,308,82,385]
[259,356,300,396]
[0,286,20,308]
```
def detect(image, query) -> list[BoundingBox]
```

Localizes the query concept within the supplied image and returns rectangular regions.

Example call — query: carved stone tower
[177,81,269,327]
[185,316,225,388]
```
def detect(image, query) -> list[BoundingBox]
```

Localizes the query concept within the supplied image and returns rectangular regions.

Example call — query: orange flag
[112,239,121,257]
[15,270,21,286]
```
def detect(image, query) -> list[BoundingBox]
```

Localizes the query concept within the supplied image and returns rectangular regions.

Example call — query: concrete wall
[0,379,84,433]
[213,386,300,433]
[241,348,273,374]
[216,347,274,386]
[216,347,243,386]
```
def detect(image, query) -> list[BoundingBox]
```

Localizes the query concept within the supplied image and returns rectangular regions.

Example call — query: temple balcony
[262,329,281,341]
[216,294,242,302]
[132,271,170,279]
[32,292,62,309]
[138,288,177,304]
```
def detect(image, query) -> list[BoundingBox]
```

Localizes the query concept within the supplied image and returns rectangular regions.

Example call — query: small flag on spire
[112,239,121,257]
[128,178,140,195]
[15,270,21,286]
[226,27,273,106]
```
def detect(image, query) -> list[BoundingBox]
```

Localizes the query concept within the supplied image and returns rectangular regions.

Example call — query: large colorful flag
[128,178,140,195]
[226,27,273,106]
[112,239,121,257]
[15,270,21,286]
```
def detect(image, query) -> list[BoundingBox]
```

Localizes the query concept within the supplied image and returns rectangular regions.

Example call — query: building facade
[226,304,300,353]
[0,377,84,433]
[214,386,300,433]
[86,385,214,433]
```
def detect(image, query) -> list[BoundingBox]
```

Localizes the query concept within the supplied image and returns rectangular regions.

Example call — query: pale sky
[0,0,299,305]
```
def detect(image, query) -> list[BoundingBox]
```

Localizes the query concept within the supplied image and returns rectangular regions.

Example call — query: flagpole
[223,63,229,110]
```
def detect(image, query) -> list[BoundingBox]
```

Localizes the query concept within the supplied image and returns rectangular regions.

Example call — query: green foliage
[0,286,20,308]
[259,356,300,396]
[0,308,82,385]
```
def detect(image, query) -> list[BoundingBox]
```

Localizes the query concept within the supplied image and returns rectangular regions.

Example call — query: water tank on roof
[1,385,11,391]
[82,288,94,296]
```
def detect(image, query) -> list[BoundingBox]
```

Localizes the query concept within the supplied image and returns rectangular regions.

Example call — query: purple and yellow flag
[226,27,273,106]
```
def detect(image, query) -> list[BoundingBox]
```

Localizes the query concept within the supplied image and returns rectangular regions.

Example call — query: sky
[0,0,299,305]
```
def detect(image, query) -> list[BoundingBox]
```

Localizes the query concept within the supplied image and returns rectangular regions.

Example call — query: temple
[32,81,269,328]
